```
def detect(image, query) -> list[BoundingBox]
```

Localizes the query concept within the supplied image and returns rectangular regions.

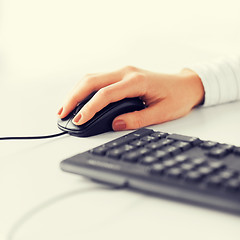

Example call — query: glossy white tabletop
[1,1,240,239]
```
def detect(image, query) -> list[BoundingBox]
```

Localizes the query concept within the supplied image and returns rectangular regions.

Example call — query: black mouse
[57,92,145,137]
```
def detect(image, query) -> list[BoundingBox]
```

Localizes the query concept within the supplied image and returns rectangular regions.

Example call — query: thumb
[112,105,164,131]
[112,99,188,131]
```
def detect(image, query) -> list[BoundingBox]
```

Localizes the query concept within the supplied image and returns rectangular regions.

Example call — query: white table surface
[1,1,240,239]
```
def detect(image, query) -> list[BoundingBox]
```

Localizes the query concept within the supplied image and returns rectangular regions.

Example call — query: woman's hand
[58,66,204,131]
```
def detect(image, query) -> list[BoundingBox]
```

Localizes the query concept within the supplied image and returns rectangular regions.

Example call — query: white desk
[1,81,240,240]
[1,0,240,239]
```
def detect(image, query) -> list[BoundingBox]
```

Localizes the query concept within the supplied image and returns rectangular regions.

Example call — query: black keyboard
[60,128,240,215]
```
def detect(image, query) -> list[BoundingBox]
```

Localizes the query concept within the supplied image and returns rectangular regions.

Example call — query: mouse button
[57,115,70,128]
[57,108,76,129]
[65,119,81,131]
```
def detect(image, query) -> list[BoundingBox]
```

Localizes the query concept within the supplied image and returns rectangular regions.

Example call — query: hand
[58,66,204,131]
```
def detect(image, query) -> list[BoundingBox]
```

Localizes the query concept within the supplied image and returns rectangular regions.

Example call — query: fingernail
[113,119,126,131]
[73,113,82,124]
[58,107,63,116]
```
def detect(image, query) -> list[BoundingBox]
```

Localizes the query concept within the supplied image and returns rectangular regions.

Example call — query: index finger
[58,69,123,119]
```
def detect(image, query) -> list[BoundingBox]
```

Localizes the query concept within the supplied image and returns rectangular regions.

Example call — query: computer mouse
[57,92,145,137]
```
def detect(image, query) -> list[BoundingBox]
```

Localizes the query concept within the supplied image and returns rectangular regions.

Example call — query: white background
[1,0,240,240]
[1,0,240,137]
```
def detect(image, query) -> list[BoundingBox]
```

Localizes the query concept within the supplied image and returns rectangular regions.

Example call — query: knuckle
[132,72,146,81]
[129,72,147,86]
[83,75,97,85]
[123,65,138,73]
[98,87,111,100]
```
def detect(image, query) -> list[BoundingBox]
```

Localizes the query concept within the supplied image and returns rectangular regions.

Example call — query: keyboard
[60,128,240,215]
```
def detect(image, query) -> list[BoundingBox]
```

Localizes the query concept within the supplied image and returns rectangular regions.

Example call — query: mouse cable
[0,131,68,140]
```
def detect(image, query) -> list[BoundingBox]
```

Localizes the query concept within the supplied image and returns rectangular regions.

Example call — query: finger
[58,70,123,118]
[112,99,191,131]
[73,72,147,125]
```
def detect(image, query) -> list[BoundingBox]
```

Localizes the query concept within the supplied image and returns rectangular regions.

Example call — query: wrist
[179,68,205,107]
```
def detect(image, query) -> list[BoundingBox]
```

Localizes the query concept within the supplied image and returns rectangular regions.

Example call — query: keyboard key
[140,155,158,165]
[208,148,228,158]
[106,144,135,158]
[141,135,157,142]
[207,161,225,171]
[191,157,206,166]
[91,145,109,155]
[206,170,237,187]
[130,139,147,147]
[201,141,218,149]
[162,159,177,168]
[121,144,135,151]
[167,167,183,178]
[161,146,181,156]
[225,178,240,192]
[137,148,151,155]
[185,171,203,182]
[122,148,151,162]
[167,134,201,146]
[132,128,154,138]
[206,176,223,187]
[218,170,237,181]
[174,155,189,163]
[105,141,123,148]
[197,166,214,176]
[145,139,173,150]
[106,148,125,159]
[151,132,168,139]
[122,151,141,162]
[180,163,195,171]
[150,163,165,174]
[152,150,170,160]
[105,133,138,148]
[145,141,163,150]
[156,138,174,147]
[173,141,191,151]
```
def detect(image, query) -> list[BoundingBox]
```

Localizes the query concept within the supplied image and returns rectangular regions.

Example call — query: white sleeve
[187,56,240,107]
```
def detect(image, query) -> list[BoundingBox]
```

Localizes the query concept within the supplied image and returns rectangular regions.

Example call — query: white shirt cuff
[187,56,240,107]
